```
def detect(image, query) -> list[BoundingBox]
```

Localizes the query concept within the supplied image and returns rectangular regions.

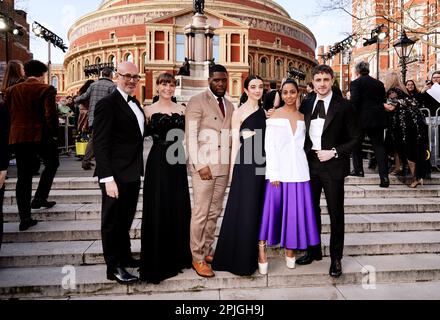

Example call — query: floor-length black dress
[212,108,266,276]
[139,113,192,284]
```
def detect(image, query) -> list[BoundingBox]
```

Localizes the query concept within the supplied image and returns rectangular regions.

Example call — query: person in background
[263,81,280,111]
[4,60,59,231]
[349,61,389,188]
[75,68,116,171]
[0,60,24,248]
[384,71,429,188]
[421,71,440,116]
[405,80,423,106]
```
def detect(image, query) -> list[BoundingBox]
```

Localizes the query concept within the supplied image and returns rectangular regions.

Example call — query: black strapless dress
[139,113,192,284]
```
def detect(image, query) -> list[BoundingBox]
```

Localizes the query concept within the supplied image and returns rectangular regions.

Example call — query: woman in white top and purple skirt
[258,79,320,274]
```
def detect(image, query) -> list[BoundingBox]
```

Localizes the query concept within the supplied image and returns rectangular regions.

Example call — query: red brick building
[62,0,318,102]
[320,0,439,88]
[0,0,32,68]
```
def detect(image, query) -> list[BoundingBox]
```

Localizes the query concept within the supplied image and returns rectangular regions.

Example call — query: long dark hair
[405,79,419,95]
[79,80,95,95]
[1,60,24,92]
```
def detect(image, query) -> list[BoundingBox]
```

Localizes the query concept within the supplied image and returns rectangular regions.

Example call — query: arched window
[108,55,116,66]
[72,63,75,83]
[141,52,147,72]
[51,76,58,89]
[275,59,283,80]
[77,61,82,81]
[248,55,254,75]
[84,59,90,67]
[233,80,239,96]
[125,53,133,63]
[260,57,268,79]
[95,56,101,64]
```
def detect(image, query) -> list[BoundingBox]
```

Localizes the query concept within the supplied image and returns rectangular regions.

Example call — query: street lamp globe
[393,30,415,60]
[393,30,416,83]
[0,17,7,30]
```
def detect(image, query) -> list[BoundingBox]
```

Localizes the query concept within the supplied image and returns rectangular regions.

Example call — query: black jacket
[93,89,146,183]
[350,75,386,128]
[422,91,440,116]
[301,94,360,179]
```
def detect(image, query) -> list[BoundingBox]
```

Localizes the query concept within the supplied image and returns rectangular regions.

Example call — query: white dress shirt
[265,118,310,183]
[100,87,145,184]
[209,88,227,115]
[310,91,333,151]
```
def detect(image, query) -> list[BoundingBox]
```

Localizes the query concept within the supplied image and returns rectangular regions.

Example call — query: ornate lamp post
[393,30,415,84]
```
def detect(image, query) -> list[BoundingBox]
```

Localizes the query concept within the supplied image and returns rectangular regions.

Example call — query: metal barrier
[421,107,440,170]
[58,115,76,155]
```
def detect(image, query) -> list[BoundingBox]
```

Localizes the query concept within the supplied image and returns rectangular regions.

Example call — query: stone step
[5,174,440,191]
[3,198,440,223]
[1,231,439,268]
[2,220,142,243]
[4,213,440,243]
[1,254,439,299]
[4,184,440,206]
[68,281,440,300]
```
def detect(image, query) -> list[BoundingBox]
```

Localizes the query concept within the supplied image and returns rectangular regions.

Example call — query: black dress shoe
[107,267,139,284]
[31,199,57,209]
[123,258,141,268]
[380,177,390,188]
[329,260,343,278]
[296,252,323,265]
[349,170,364,177]
[19,218,38,231]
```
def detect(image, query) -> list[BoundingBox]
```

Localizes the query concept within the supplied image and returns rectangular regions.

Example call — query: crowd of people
[0,56,439,286]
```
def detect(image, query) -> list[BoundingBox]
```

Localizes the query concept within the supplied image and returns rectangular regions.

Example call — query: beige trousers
[190,173,228,262]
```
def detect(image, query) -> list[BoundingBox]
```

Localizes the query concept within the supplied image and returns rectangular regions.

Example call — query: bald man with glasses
[93,62,146,284]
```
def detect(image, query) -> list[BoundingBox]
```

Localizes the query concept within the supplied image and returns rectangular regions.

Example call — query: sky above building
[18,0,352,64]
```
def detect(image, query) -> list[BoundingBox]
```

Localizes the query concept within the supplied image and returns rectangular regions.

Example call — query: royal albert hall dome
[62,0,317,101]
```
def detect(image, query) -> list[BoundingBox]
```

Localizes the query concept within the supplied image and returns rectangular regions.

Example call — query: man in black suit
[297,65,360,278]
[93,61,146,284]
[349,61,389,187]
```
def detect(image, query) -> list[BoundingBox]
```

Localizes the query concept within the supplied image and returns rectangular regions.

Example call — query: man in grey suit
[75,68,116,170]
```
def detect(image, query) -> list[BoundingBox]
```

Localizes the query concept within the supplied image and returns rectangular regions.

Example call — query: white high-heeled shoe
[286,256,296,269]
[258,242,268,275]
[258,262,268,275]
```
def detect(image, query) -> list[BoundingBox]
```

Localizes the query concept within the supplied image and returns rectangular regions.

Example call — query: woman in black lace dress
[384,71,429,188]
[139,73,192,284]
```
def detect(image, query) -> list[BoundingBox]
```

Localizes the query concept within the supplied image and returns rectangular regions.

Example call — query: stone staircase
[1,174,440,299]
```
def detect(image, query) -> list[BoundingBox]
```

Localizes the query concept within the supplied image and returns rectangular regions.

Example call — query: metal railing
[58,115,76,155]
[420,107,440,170]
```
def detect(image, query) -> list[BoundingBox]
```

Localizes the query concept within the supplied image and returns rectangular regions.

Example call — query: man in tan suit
[185,64,233,278]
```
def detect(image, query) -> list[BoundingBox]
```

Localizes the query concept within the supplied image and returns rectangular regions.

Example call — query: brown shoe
[205,255,214,264]
[192,260,215,278]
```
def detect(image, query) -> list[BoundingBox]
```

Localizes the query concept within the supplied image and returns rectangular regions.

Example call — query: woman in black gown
[212,76,266,276]
[384,71,430,188]
[139,73,192,284]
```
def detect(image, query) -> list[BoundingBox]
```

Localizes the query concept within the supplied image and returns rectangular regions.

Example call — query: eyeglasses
[117,73,142,82]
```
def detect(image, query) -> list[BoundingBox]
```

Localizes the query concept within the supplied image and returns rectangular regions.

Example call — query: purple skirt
[259,180,320,250]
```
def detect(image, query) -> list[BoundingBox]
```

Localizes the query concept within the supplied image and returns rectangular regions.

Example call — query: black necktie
[217,97,225,117]
[311,100,326,120]
[127,95,135,103]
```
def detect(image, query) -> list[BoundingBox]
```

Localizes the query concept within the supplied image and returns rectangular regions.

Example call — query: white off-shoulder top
[265,118,310,183]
